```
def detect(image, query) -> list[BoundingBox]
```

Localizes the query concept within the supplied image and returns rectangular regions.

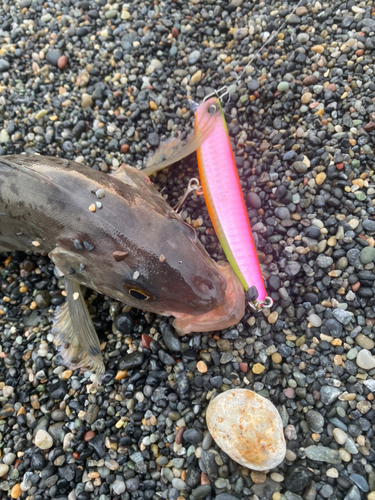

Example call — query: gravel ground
[1,0,375,499]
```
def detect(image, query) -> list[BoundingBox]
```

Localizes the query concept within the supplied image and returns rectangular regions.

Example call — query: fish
[0,100,245,380]
[146,97,272,311]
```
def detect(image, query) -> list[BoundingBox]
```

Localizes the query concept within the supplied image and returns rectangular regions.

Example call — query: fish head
[86,212,229,317]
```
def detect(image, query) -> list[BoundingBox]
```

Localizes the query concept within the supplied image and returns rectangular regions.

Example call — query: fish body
[0,154,244,378]
[194,98,268,307]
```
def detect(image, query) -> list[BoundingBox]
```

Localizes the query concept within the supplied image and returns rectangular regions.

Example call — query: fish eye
[208,104,219,114]
[123,281,155,301]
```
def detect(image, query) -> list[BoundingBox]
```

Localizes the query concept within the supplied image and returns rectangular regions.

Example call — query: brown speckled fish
[0,102,245,381]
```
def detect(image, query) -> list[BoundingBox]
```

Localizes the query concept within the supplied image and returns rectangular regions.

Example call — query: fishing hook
[248,296,274,312]
[203,85,231,104]
[173,177,203,213]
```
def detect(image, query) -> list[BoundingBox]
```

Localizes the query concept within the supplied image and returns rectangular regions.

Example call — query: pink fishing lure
[195,97,271,309]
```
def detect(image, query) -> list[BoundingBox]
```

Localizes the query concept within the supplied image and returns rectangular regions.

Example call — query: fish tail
[52,277,105,384]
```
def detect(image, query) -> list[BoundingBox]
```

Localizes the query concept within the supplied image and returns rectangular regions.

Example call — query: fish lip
[167,262,246,334]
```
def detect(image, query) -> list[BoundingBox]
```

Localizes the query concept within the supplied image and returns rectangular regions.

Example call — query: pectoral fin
[52,277,105,382]
[142,99,220,176]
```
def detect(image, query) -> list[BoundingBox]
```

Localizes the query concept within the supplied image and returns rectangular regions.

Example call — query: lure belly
[194,98,270,309]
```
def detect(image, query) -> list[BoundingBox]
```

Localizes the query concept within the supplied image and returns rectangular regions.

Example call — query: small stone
[355,334,374,350]
[272,352,282,363]
[252,363,265,374]
[0,59,10,72]
[112,480,126,495]
[188,50,201,64]
[114,313,134,335]
[251,471,267,484]
[197,361,208,373]
[11,484,22,499]
[306,410,324,433]
[301,92,312,104]
[148,132,160,147]
[119,351,144,370]
[35,429,53,449]
[183,428,203,444]
[333,428,348,445]
[316,172,327,185]
[172,478,186,490]
[308,314,322,327]
[285,261,301,276]
[303,75,318,86]
[81,93,93,108]
[285,465,314,493]
[206,389,286,471]
[247,192,262,209]
[349,474,369,493]
[326,468,339,478]
[320,386,342,405]
[277,82,289,92]
[311,45,324,53]
[191,70,202,85]
[305,446,341,464]
[356,350,375,370]
[0,464,9,476]
[360,247,375,264]
[57,55,68,69]
[332,309,351,325]
[84,430,95,442]
[45,50,62,66]
[268,311,278,324]
[270,473,284,483]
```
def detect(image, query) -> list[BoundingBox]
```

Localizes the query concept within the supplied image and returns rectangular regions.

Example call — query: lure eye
[208,104,219,114]
[123,282,155,301]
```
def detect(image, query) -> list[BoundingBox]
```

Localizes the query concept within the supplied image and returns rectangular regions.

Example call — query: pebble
[305,446,341,464]
[112,480,126,495]
[356,350,375,370]
[206,389,285,471]
[355,334,374,350]
[0,464,9,476]
[0,2,374,499]
[361,247,375,264]
[308,314,322,327]
[247,192,262,209]
[81,94,93,108]
[333,428,348,445]
[306,410,324,433]
[34,430,53,449]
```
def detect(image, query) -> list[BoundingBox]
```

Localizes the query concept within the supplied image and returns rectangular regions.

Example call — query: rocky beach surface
[1,0,375,499]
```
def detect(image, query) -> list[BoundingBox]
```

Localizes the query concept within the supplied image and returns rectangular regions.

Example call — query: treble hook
[173,178,203,213]
[203,85,232,103]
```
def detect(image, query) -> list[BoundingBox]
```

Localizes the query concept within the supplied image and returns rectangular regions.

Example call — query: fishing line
[199,1,305,311]
[203,0,306,103]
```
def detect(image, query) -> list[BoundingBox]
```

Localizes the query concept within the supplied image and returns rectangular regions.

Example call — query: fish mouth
[167,261,245,335]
